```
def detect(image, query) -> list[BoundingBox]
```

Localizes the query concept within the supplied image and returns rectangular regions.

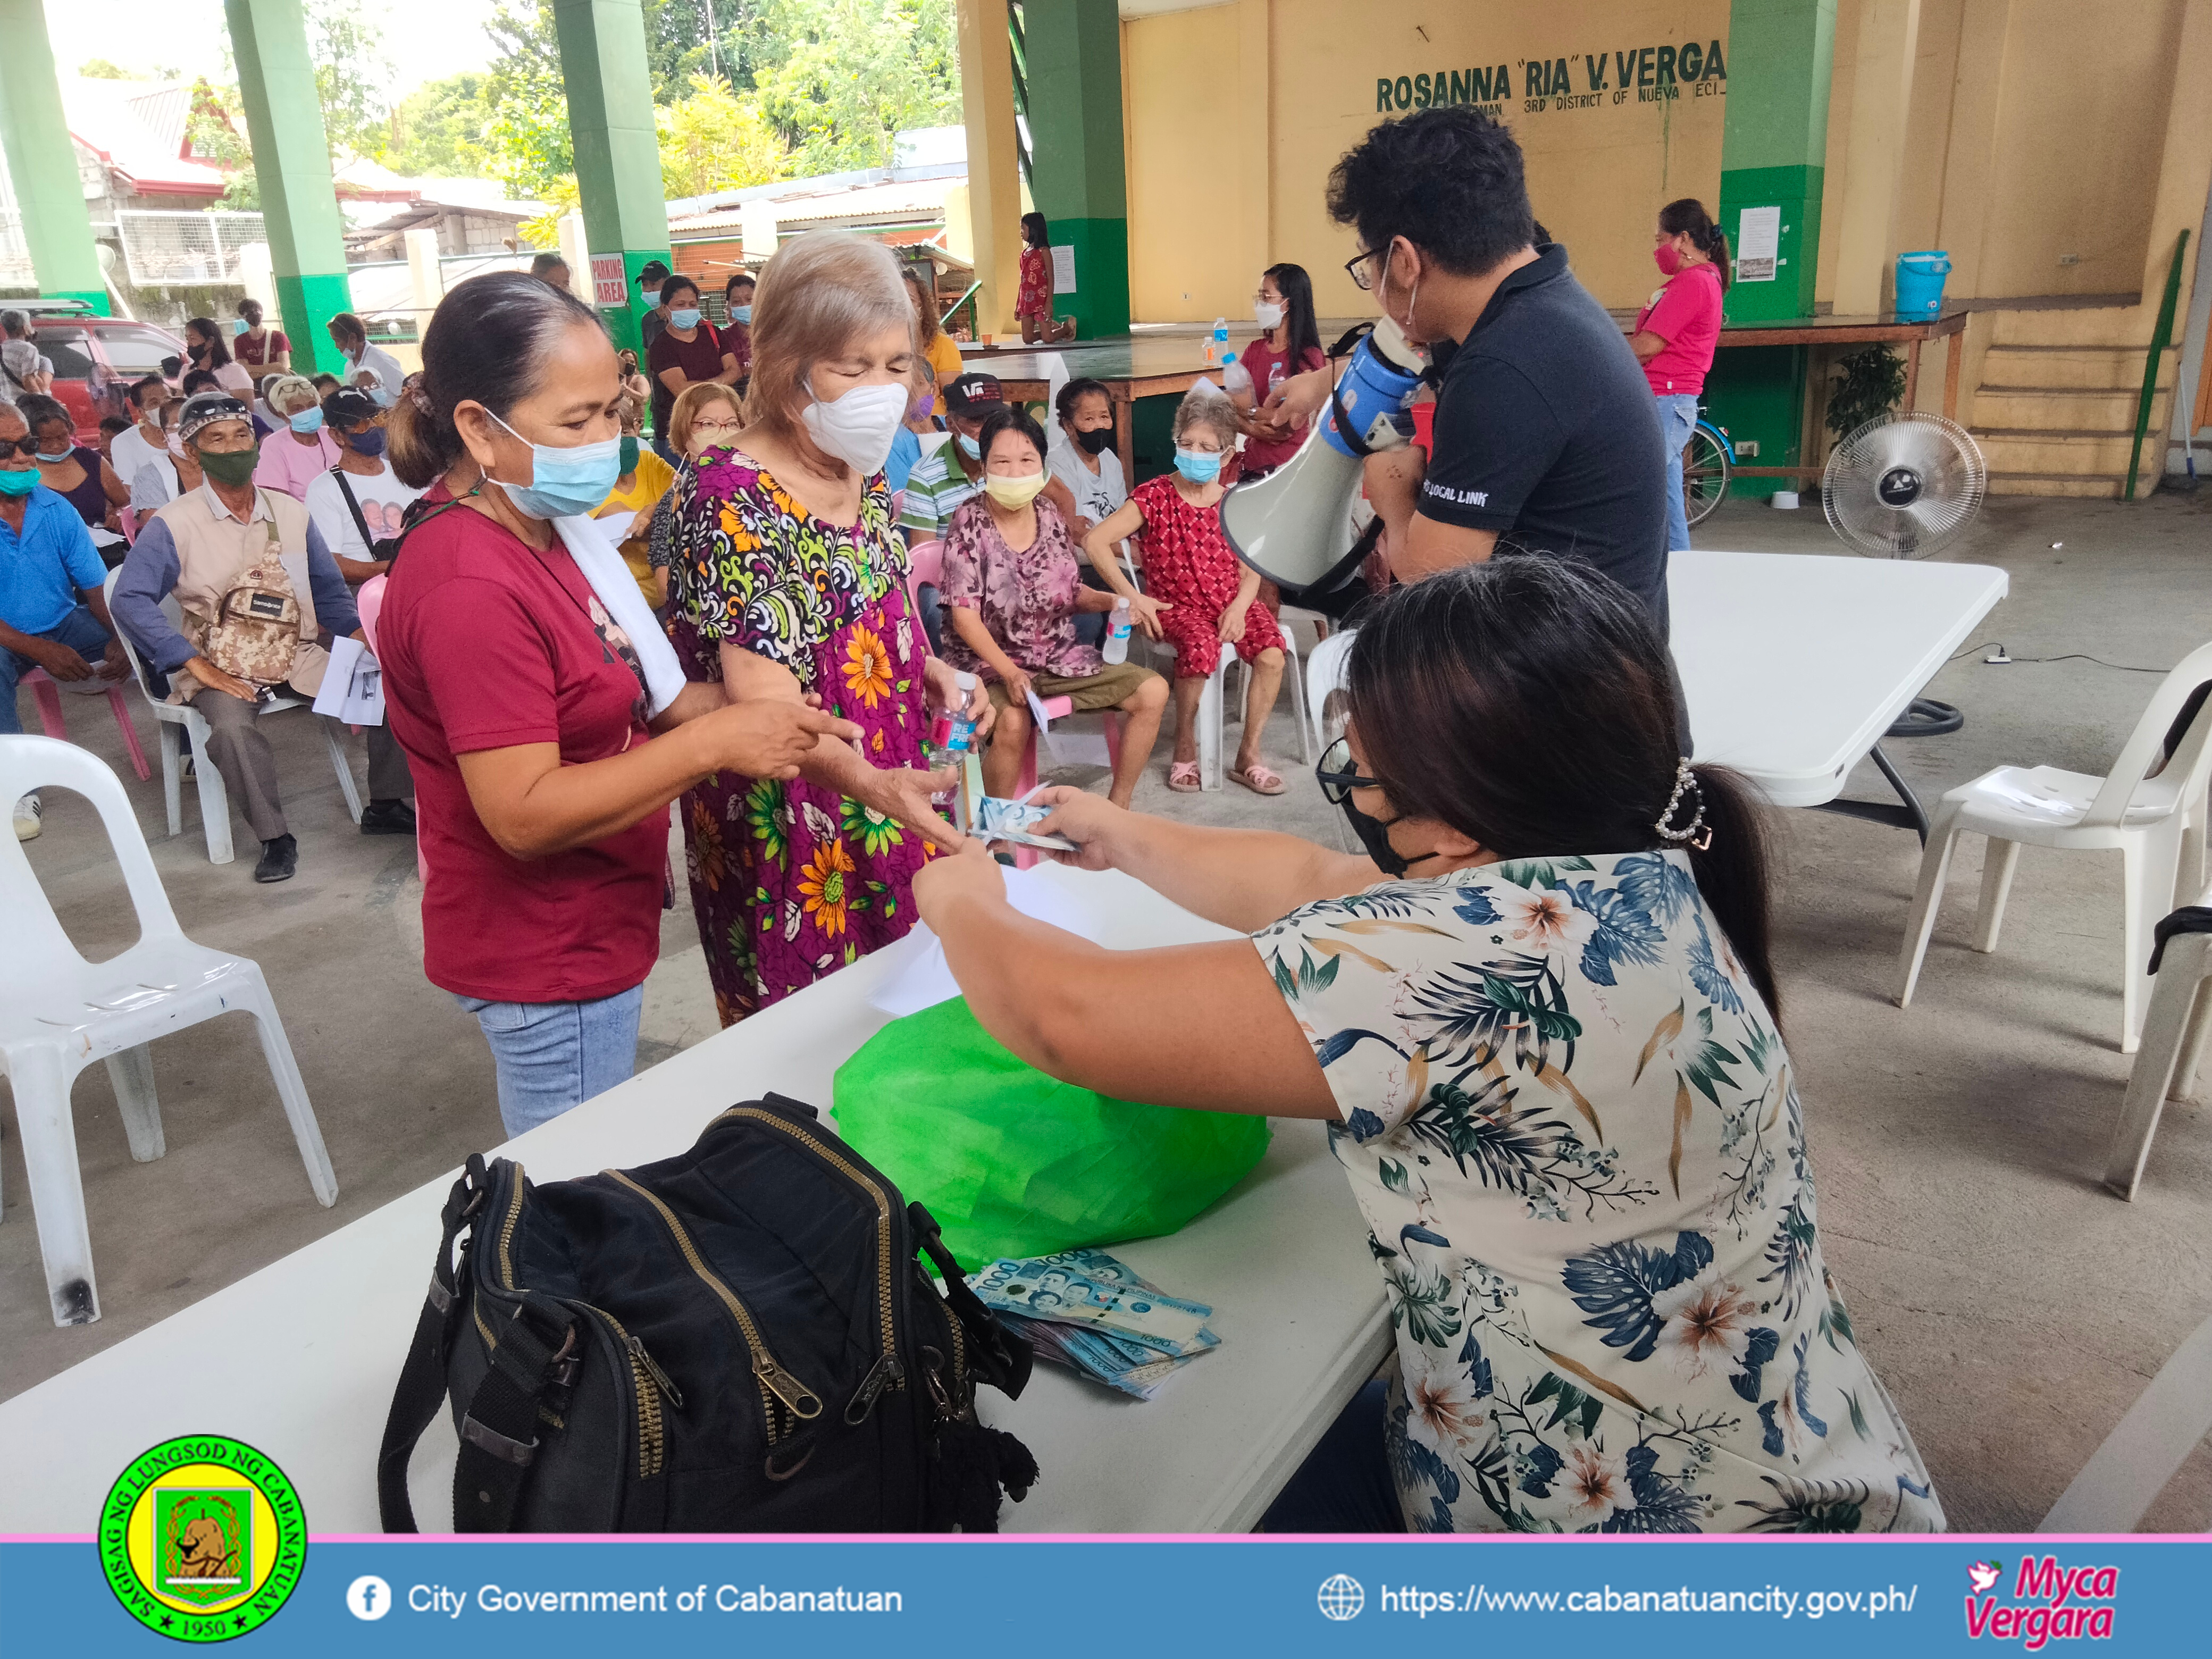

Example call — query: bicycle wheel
[1682,422,1731,527]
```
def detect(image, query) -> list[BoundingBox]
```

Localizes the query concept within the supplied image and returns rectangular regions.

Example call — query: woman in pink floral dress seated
[667,232,986,1025]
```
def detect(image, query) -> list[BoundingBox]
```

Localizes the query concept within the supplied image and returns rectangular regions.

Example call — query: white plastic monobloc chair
[104,566,362,864]
[1305,625,1356,758]
[2102,882,2212,1200]
[1895,643,2212,1052]
[2038,1310,2212,1531]
[0,735,337,1326]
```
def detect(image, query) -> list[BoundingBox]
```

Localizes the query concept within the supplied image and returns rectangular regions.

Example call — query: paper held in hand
[311,635,385,725]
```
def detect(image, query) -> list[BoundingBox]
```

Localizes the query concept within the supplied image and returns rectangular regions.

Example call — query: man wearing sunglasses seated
[0,404,133,840]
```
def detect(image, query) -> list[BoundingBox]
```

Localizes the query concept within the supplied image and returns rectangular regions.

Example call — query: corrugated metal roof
[61,77,227,198]
[668,175,955,234]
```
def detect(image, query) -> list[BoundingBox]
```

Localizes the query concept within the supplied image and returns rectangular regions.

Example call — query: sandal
[1228,764,1285,796]
[1168,760,1203,793]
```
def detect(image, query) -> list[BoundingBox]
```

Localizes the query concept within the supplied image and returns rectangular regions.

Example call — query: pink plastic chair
[20,669,152,782]
[1008,695,1121,870]
[904,538,943,626]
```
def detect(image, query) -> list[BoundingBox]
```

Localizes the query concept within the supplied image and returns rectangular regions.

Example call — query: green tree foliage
[658,74,788,199]
[383,74,499,179]
[750,0,963,174]
[482,1,575,198]
[186,78,259,211]
[78,60,134,80]
[313,6,398,158]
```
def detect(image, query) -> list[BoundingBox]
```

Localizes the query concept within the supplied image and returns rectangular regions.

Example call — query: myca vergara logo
[99,1435,307,1643]
[1964,1555,2118,1647]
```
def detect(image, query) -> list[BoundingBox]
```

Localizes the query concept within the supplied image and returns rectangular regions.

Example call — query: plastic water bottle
[1222,356,1253,399]
[930,670,979,761]
[1102,598,1132,665]
[1211,316,1229,366]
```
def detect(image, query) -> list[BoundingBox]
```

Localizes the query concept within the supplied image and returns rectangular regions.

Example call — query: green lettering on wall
[1472,65,1492,99]
[1584,53,1608,90]
[1656,44,1676,84]
[1615,49,1635,88]
[1394,74,1412,106]
[1493,62,1509,96]
[1377,77,1394,112]
[1679,41,1703,80]
[1552,57,1570,95]
[1638,45,1656,86]
[1414,71,1431,106]
[1523,60,1543,96]
[1703,40,1727,80]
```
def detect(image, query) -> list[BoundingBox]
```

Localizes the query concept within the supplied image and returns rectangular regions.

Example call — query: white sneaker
[13,792,41,841]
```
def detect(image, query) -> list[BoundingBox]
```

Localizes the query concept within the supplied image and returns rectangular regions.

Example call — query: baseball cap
[176,392,252,446]
[638,259,672,286]
[944,372,1008,418]
[322,388,382,427]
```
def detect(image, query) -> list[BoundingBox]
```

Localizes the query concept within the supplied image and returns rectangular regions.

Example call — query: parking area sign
[591,254,628,306]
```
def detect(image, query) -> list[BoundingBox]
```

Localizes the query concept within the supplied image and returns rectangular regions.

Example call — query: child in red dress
[1083,388,1287,795]
[1016,212,1077,345]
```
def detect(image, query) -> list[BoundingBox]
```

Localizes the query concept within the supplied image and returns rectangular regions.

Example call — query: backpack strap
[376,1155,489,1532]
[333,468,376,557]
[451,1296,579,1532]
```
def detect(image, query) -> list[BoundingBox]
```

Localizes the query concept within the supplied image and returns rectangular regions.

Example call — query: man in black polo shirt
[1265,107,1671,634]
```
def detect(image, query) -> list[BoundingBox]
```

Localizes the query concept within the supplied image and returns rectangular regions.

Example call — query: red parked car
[18,303,189,443]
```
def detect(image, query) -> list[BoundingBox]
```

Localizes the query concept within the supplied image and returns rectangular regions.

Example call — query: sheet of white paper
[1050,244,1077,294]
[1735,205,1780,281]
[1045,722,1112,767]
[311,634,385,724]
[869,867,1108,1017]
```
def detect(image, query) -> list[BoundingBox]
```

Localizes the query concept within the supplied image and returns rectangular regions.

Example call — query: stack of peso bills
[971,1249,1219,1400]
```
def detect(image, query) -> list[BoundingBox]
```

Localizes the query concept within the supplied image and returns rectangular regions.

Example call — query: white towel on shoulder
[552,513,687,718]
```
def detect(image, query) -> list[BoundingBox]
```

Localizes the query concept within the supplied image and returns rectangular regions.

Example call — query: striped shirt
[897,438,981,541]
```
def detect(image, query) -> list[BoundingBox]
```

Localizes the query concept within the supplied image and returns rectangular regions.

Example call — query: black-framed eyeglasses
[1315,736,1382,805]
[0,437,36,461]
[1342,248,1381,292]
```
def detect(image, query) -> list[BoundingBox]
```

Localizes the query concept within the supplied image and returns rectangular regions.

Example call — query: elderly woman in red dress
[666,232,987,1025]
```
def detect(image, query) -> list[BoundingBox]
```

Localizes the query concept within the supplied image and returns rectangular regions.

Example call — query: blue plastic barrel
[1895,250,1952,320]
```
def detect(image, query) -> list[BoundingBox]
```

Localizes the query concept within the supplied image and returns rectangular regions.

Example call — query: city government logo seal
[99,1435,307,1642]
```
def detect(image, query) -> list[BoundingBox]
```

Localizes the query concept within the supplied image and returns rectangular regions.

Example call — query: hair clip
[1654,758,1711,848]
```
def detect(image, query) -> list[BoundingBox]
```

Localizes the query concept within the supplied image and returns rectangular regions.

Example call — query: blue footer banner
[3,1535,2206,1655]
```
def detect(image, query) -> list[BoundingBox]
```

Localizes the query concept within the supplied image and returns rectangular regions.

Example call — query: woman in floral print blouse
[667,232,986,1026]
[916,556,1942,1534]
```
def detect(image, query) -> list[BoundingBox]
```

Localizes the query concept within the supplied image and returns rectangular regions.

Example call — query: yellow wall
[1122,0,2202,326]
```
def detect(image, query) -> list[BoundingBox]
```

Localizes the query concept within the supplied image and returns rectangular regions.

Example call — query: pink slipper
[1168,760,1203,792]
[1229,764,1285,795]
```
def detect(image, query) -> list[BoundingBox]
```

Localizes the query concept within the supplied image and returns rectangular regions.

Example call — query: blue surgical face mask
[289,407,324,435]
[730,304,752,324]
[1174,447,1222,484]
[0,466,38,496]
[33,447,72,464]
[957,432,982,459]
[233,317,252,336]
[671,307,702,330]
[485,408,623,521]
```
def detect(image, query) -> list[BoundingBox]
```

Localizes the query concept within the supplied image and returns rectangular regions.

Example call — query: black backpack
[377,1094,1037,1532]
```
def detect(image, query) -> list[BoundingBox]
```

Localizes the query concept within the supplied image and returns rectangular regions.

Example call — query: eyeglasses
[1343,248,1382,292]
[1314,736,1383,805]
[0,438,33,460]
[691,419,743,438]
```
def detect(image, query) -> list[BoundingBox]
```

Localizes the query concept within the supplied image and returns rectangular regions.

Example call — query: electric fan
[1822,412,1989,742]
[1821,411,1987,558]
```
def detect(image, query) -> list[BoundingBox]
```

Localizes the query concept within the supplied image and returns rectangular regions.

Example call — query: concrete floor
[4,487,2209,1531]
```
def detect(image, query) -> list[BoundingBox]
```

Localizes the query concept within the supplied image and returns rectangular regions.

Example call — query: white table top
[0,867,1386,1537]
[1671,549,2008,807]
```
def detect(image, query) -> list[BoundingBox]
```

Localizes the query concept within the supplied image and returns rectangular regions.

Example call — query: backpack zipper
[476,1163,672,1485]
[714,1105,903,1420]
[604,1169,824,1435]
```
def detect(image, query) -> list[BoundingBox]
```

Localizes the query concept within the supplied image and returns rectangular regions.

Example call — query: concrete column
[0,0,108,312]
[225,0,352,373]
[550,0,672,356]
[1024,0,1130,338]
[1830,0,1922,316]
[404,227,445,339]
[1717,0,1837,324]
[955,0,1023,337]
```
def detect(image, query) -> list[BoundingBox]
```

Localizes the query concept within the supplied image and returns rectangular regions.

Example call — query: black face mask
[1074,426,1114,456]
[1317,738,1439,877]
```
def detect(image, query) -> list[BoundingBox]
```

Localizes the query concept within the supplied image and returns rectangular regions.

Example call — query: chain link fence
[116,210,267,287]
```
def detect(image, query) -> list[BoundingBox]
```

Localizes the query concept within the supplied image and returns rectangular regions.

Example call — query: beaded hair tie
[1654,759,1713,851]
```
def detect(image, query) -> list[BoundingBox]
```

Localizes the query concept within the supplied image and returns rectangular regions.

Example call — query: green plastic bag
[833,997,1271,1271]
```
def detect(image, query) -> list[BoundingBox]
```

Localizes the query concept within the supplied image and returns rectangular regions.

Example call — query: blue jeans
[1259,1379,1405,1532]
[1,605,116,737]
[1656,392,1700,553]
[456,984,646,1138]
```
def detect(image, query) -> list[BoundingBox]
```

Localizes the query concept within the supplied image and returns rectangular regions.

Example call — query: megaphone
[1222,317,1426,604]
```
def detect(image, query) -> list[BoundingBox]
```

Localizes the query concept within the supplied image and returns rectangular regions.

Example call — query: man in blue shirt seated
[0,403,132,841]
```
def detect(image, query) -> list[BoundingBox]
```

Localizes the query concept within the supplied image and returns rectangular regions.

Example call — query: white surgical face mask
[799,379,908,476]
[1254,300,1284,329]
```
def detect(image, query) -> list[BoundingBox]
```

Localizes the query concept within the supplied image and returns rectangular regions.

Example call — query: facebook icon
[347,1575,393,1621]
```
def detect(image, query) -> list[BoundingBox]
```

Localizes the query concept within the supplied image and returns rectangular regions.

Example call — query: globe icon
[1317,1574,1365,1621]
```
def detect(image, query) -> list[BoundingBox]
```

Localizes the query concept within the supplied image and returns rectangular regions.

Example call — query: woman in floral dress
[667,233,982,1025]
[916,556,1942,1534]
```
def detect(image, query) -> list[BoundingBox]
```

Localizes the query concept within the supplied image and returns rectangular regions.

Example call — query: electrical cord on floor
[1946,641,2169,672]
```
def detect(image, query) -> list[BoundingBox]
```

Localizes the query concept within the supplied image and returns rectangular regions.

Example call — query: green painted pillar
[1709,0,1836,496]
[1023,0,1130,339]
[227,0,353,375]
[0,0,108,313]
[552,0,672,357]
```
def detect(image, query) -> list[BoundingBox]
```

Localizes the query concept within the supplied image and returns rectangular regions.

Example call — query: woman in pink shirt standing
[1630,198,1727,551]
